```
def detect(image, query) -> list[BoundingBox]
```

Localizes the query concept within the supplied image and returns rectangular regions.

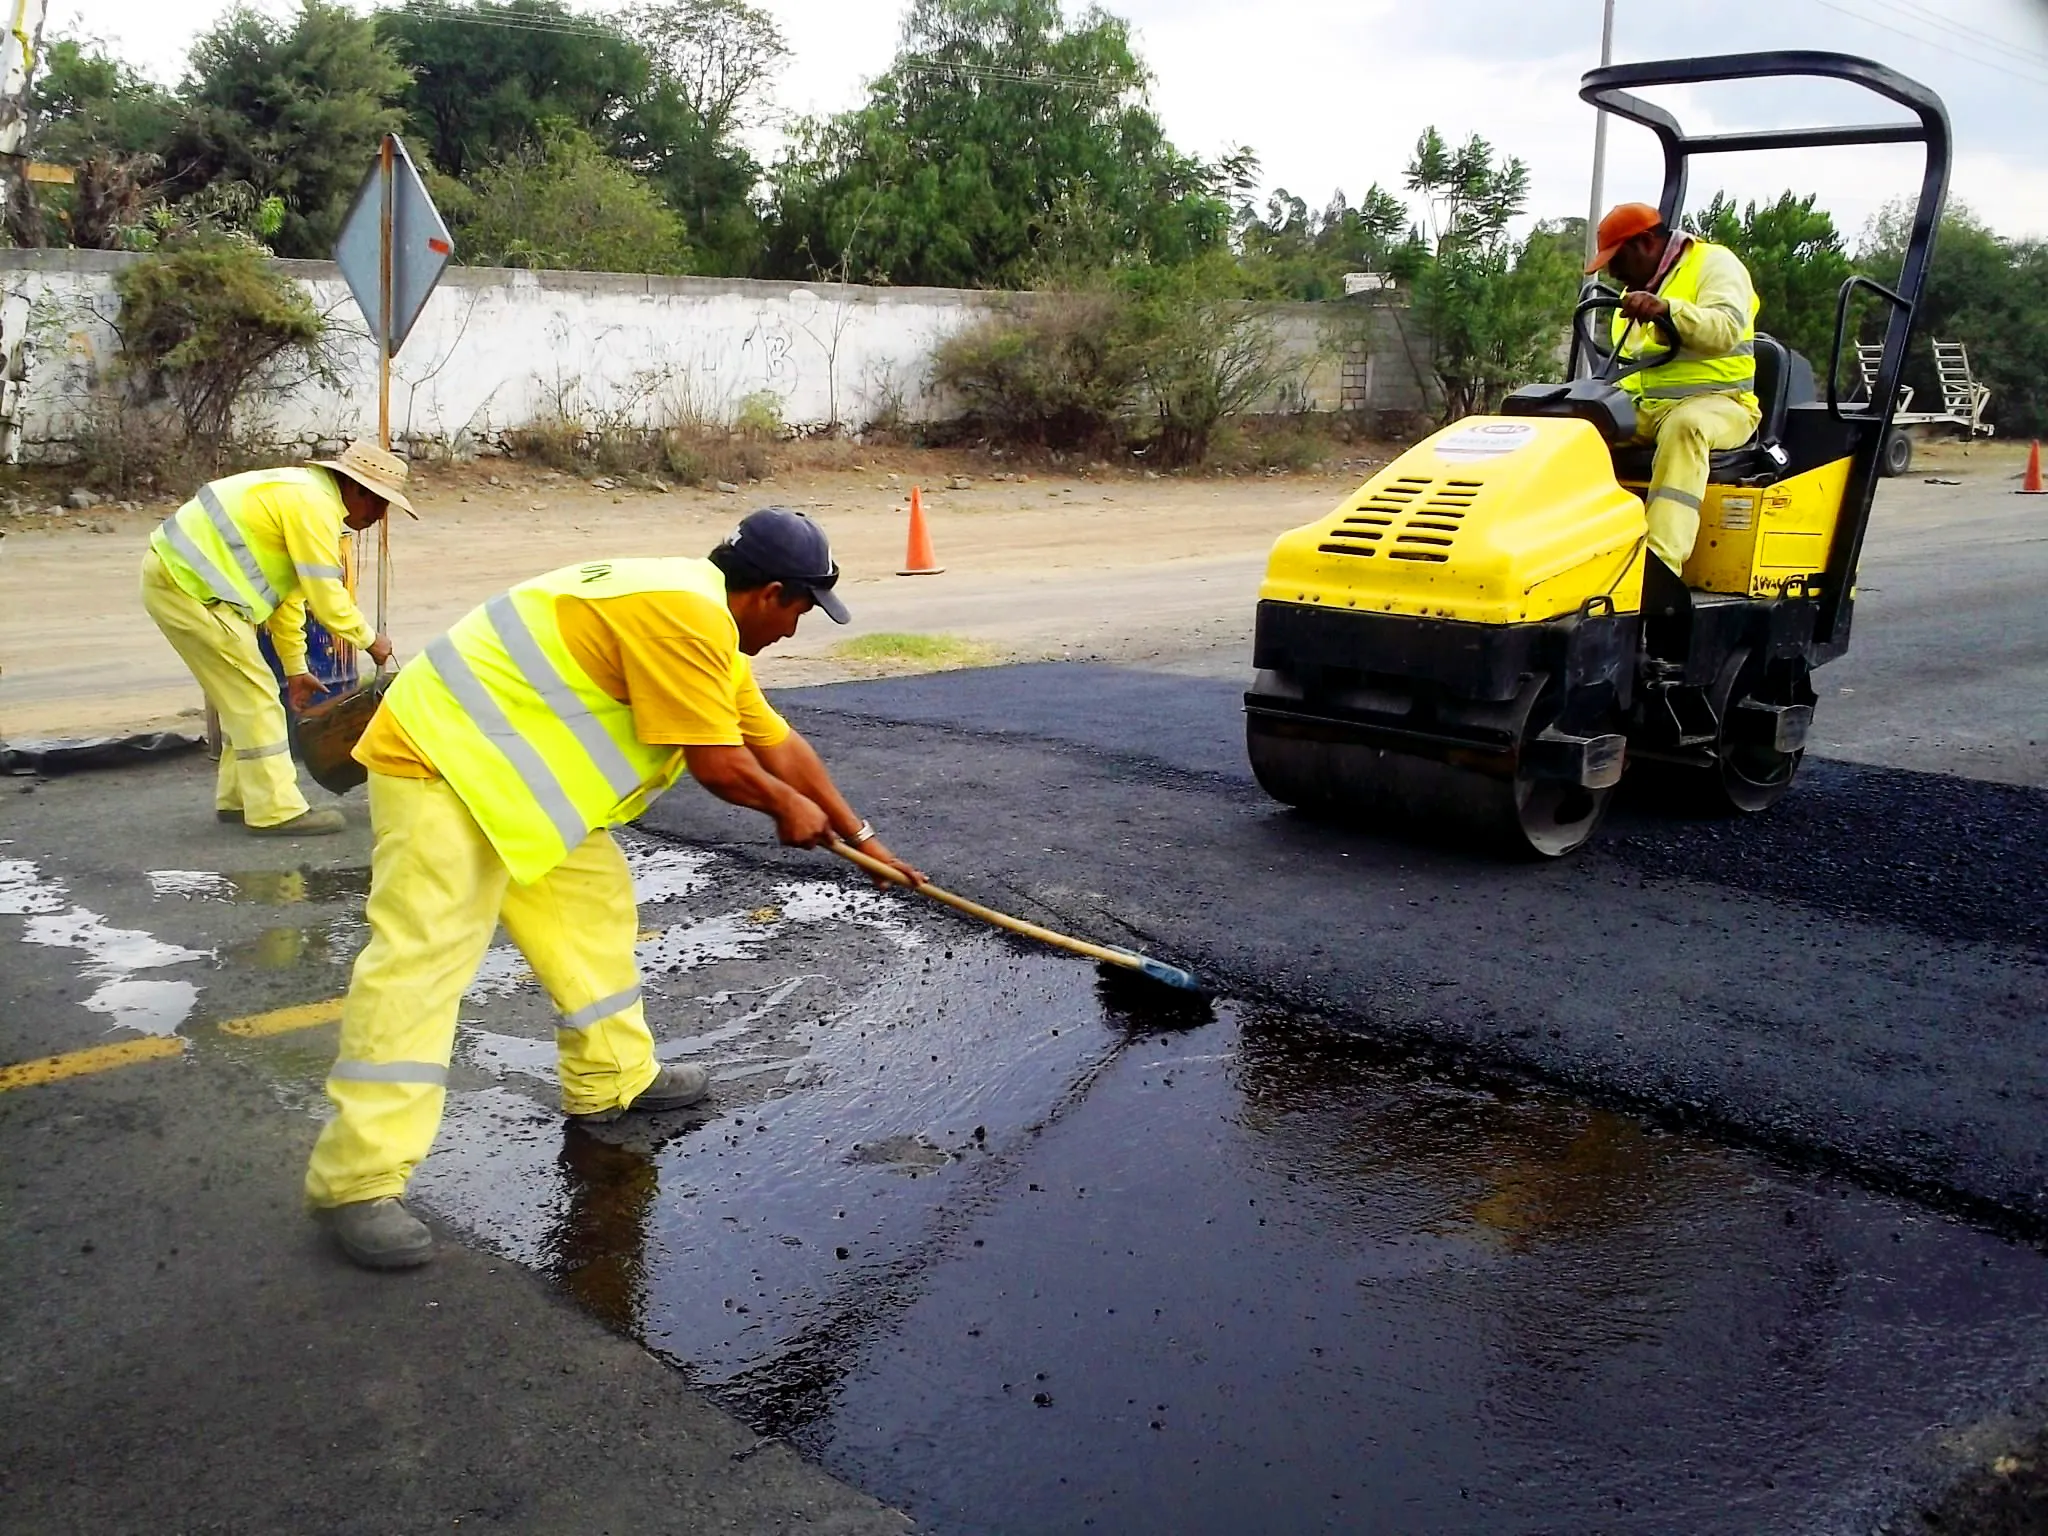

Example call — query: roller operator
[1586,201,1762,579]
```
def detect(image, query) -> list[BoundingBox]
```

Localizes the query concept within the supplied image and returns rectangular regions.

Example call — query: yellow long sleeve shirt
[1658,238,1757,360]
[231,471,377,675]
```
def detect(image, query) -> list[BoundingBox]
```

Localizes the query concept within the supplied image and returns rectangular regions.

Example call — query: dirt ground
[0,444,1387,739]
[0,435,2029,741]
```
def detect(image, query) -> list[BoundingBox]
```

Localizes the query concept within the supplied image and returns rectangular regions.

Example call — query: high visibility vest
[1613,238,1760,411]
[382,557,732,883]
[148,467,341,624]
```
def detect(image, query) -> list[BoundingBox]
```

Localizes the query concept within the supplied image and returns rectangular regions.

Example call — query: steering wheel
[1573,290,1680,383]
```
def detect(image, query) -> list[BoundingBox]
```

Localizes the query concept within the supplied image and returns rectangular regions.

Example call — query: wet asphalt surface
[7,642,2048,1532]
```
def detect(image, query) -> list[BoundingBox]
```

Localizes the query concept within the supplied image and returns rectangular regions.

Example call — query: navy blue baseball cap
[716,507,849,623]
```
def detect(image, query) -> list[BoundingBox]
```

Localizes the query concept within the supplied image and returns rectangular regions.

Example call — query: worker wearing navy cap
[1587,201,1762,577]
[305,507,922,1271]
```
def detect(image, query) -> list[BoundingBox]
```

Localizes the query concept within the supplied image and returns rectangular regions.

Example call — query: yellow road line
[0,1036,187,1092]
[218,998,344,1038]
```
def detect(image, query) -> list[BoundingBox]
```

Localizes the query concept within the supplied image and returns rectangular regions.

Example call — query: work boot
[247,807,346,836]
[215,809,244,824]
[320,1197,434,1271]
[569,1063,711,1124]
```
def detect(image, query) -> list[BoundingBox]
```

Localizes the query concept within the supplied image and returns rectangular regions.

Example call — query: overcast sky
[68,0,2048,245]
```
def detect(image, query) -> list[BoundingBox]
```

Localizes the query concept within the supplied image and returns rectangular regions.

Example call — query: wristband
[850,820,878,846]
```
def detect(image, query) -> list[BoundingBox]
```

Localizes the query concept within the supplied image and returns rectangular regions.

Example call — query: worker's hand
[366,633,395,669]
[1618,290,1670,323]
[855,838,925,891]
[284,673,324,712]
[772,794,834,849]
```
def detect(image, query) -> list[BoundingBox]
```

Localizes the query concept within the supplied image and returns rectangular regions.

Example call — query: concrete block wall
[0,249,1435,461]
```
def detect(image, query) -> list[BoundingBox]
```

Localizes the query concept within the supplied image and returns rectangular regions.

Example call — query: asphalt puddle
[280,832,2048,1536]
[67,830,2047,1531]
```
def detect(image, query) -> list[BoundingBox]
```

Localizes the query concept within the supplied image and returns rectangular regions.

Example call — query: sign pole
[333,131,451,682]
[375,134,395,664]
[377,133,395,452]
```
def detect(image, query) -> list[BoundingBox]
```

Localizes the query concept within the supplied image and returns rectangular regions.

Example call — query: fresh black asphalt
[650,662,2048,1236]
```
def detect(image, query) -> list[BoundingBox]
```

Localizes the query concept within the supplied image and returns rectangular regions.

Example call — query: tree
[1861,203,2047,438]
[1686,191,1852,365]
[444,123,691,274]
[21,37,181,248]
[1236,184,1421,301]
[377,0,649,180]
[764,0,1235,288]
[624,0,785,144]
[615,1,789,275]
[170,1,411,259]
[1404,128,1573,420]
[31,37,179,161]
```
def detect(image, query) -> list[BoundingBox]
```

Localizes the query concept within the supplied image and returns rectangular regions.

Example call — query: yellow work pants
[304,772,660,1207]
[140,550,309,828]
[1632,393,1762,574]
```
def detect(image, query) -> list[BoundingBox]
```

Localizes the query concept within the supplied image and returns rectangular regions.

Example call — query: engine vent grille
[1320,475,1480,561]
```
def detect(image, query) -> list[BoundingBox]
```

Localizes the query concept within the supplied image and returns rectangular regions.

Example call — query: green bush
[931,290,1137,453]
[110,233,326,464]
[933,268,1284,466]
[1117,254,1283,465]
[733,390,785,438]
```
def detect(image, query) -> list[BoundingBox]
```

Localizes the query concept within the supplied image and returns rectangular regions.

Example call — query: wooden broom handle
[827,838,1145,972]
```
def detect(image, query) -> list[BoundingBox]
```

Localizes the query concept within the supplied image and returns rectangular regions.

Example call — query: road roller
[1245,51,1951,856]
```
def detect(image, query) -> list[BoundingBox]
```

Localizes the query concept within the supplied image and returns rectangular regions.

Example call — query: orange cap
[1585,202,1664,274]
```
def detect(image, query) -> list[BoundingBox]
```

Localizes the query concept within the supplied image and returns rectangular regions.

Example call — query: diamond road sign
[331,135,452,357]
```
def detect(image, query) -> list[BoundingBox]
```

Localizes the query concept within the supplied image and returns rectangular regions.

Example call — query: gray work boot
[215,809,244,824]
[320,1197,434,1270]
[569,1063,711,1124]
[248,807,346,836]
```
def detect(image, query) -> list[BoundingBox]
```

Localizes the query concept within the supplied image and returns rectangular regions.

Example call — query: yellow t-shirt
[355,588,790,779]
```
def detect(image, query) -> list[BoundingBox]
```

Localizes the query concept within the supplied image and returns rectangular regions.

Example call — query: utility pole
[1584,0,1616,264]
[0,0,45,465]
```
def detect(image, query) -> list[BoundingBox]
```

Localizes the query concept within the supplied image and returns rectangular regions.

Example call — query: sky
[65,0,2048,247]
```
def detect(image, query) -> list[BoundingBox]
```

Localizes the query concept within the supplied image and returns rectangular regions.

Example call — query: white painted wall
[0,250,1432,461]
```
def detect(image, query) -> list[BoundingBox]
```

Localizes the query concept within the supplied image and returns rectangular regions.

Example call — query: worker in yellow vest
[305,507,923,1271]
[1587,202,1762,577]
[140,440,408,834]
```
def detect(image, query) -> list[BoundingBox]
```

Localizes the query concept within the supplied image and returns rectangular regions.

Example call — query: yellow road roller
[1245,51,1950,856]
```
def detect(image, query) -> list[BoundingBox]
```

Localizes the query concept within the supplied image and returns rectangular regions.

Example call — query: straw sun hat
[311,438,418,518]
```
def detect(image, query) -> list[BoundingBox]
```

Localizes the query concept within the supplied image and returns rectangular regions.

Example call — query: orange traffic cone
[897,485,945,575]
[2022,440,2045,495]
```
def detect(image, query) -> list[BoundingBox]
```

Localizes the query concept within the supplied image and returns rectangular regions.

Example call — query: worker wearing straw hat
[140,439,411,835]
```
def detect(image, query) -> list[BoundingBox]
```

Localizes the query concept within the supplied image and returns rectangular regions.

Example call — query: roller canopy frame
[1579,51,1951,653]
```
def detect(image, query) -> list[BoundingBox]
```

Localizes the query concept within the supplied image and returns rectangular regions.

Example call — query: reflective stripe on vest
[1614,238,1759,407]
[197,485,281,608]
[483,593,644,803]
[151,469,336,623]
[384,558,728,883]
[423,631,592,856]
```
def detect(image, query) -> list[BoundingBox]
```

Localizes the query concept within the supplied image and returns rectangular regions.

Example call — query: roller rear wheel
[1643,648,1810,816]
